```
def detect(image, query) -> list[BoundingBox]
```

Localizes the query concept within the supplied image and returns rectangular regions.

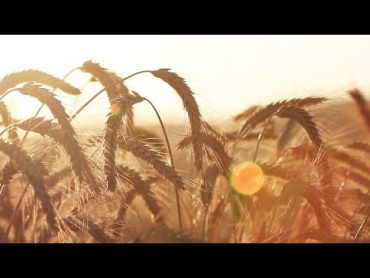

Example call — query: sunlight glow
[1,35,370,125]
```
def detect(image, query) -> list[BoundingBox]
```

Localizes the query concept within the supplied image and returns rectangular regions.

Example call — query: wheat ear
[0,69,81,96]
[0,139,58,232]
[238,97,327,137]
[116,165,162,222]
[15,117,100,193]
[277,106,323,147]
[119,138,185,190]
[151,69,203,171]
[349,89,370,133]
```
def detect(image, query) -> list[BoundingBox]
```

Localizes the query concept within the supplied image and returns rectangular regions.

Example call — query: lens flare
[229,161,265,195]
[111,103,121,115]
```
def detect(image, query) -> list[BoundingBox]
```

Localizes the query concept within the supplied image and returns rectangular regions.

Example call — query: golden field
[1,61,370,243]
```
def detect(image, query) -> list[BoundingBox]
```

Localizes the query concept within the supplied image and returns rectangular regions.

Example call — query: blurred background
[1,35,370,126]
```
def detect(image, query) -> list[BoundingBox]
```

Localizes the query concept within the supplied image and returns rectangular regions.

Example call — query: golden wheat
[151,69,203,171]
[1,62,369,243]
[0,69,81,96]
[0,139,59,232]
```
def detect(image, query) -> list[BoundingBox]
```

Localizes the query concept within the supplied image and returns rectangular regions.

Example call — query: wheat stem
[4,182,30,240]
[353,207,370,241]
[71,88,105,120]
[143,97,183,232]
[0,88,20,102]
[253,118,272,162]
[202,204,209,241]
[20,104,44,146]
[122,70,152,81]
[0,123,18,138]
[19,68,78,146]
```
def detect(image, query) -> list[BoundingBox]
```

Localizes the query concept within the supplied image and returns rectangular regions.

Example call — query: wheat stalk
[151,69,203,171]
[80,61,147,191]
[104,110,124,191]
[277,106,323,147]
[119,138,185,191]
[277,119,297,155]
[0,161,18,187]
[19,84,75,135]
[80,60,130,103]
[46,167,72,188]
[233,105,262,122]
[0,139,59,232]
[0,101,19,142]
[116,165,162,222]
[235,97,326,122]
[130,127,167,156]
[0,69,81,96]
[329,147,370,176]
[104,96,144,191]
[64,216,113,243]
[15,117,100,193]
[115,189,137,225]
[346,142,370,155]
[238,97,327,137]
[349,89,370,133]
[225,129,277,142]
[125,105,134,137]
[178,132,232,176]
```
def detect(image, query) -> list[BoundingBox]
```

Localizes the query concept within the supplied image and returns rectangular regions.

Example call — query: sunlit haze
[3,35,370,243]
[1,35,370,126]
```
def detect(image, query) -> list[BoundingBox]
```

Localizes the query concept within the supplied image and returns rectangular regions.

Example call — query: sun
[8,93,49,120]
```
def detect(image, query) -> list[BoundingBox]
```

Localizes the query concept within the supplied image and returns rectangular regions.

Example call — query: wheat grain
[125,105,134,137]
[0,139,59,232]
[329,148,370,176]
[46,167,72,188]
[115,189,137,223]
[80,60,130,103]
[0,101,18,142]
[119,138,185,190]
[19,84,74,135]
[0,161,18,187]
[349,89,370,132]
[131,127,167,156]
[178,132,231,175]
[347,142,370,155]
[151,69,203,171]
[15,117,100,193]
[116,165,162,221]
[0,69,81,96]
[277,106,323,147]
[277,119,298,155]
[233,105,262,122]
[64,216,113,243]
[201,165,219,207]
[104,111,124,191]
[238,97,327,137]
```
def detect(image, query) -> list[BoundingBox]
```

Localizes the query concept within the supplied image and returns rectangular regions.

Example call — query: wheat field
[0,60,370,243]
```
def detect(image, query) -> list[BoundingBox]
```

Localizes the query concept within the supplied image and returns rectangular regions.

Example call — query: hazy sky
[1,35,370,126]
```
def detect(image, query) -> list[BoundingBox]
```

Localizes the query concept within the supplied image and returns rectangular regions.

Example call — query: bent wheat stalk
[276,106,323,147]
[237,97,327,137]
[0,139,59,233]
[15,118,100,193]
[116,165,162,222]
[349,89,370,133]
[0,69,81,99]
[104,94,144,191]
[142,96,183,231]
[122,68,204,172]
[0,101,18,142]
